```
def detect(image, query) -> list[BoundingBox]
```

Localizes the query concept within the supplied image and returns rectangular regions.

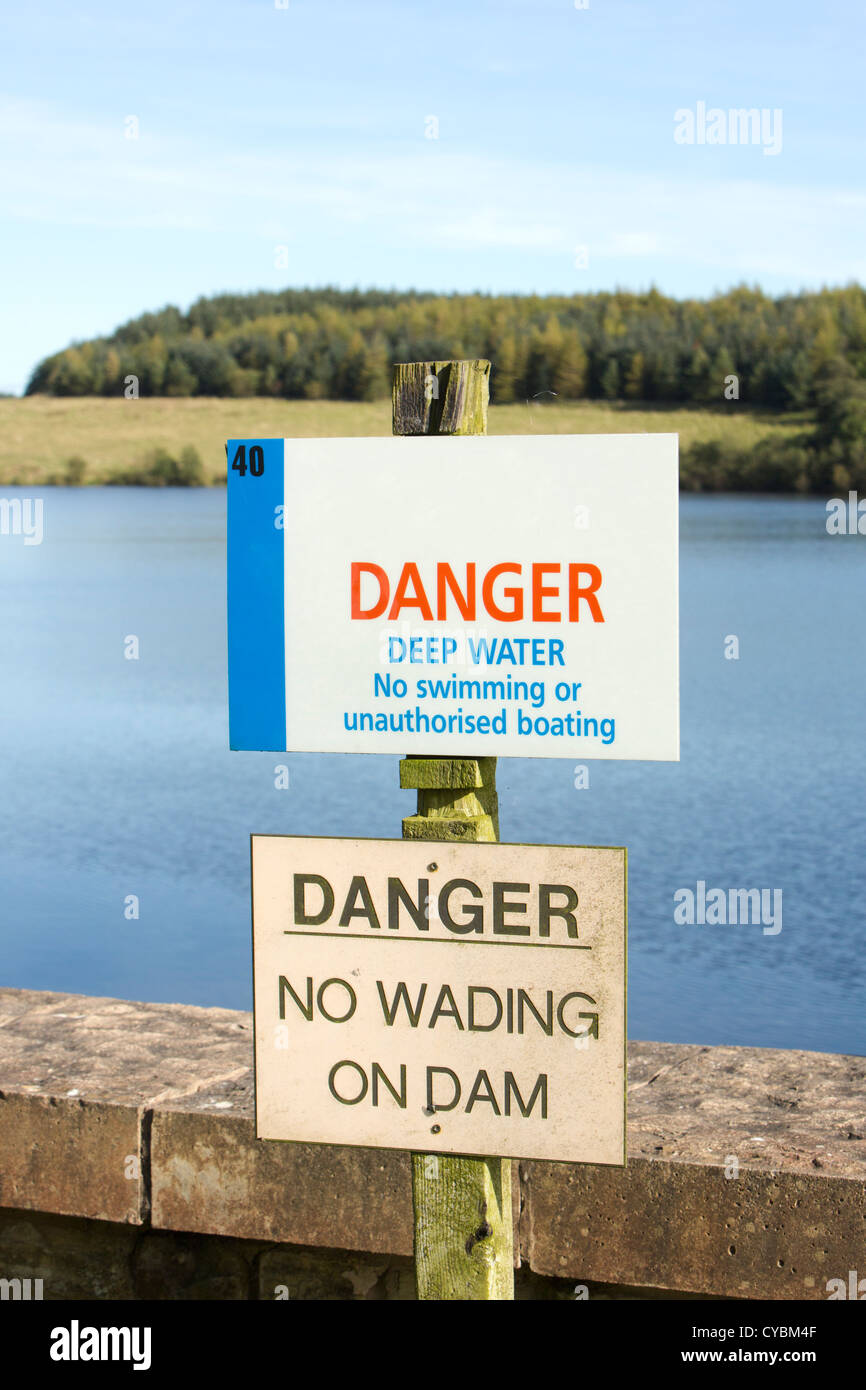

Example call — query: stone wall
[0,987,862,1300]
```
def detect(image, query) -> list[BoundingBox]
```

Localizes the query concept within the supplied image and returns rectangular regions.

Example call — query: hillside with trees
[23,284,866,492]
[25,284,866,407]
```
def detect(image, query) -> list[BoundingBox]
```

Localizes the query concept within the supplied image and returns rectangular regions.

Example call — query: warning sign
[252,834,626,1164]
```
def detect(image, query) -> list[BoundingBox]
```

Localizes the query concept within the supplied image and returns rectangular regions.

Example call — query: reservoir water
[0,487,863,1055]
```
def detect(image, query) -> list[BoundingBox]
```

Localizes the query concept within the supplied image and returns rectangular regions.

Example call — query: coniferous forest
[24,284,866,492]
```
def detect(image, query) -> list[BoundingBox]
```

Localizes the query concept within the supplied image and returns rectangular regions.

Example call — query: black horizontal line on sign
[281,930,590,949]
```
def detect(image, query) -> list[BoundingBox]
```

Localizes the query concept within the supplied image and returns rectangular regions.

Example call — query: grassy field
[0,396,809,487]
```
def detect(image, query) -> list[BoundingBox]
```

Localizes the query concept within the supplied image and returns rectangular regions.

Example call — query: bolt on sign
[252,835,626,1164]
[227,434,679,762]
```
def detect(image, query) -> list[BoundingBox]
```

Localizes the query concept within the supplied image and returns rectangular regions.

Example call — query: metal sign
[252,834,626,1164]
[228,434,679,761]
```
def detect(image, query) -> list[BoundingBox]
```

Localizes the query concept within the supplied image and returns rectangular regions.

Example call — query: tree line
[25,283,866,411]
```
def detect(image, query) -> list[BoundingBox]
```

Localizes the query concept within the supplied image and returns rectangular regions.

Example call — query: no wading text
[252,837,627,1164]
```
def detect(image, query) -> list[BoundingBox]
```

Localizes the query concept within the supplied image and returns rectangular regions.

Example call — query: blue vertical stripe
[227,438,286,750]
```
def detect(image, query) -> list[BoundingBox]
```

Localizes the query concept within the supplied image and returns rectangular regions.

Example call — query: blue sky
[3,0,865,393]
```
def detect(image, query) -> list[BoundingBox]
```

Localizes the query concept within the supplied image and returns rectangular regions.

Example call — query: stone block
[521,1156,866,1299]
[257,1246,389,1301]
[131,1229,255,1300]
[0,1092,143,1225]
[150,1084,414,1255]
[0,1208,138,1300]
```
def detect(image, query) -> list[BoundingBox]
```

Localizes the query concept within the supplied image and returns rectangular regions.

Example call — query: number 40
[231,444,265,477]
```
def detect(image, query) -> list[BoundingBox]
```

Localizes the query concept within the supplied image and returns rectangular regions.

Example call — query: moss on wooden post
[401,755,499,842]
[412,1149,512,1301]
[392,359,489,437]
[393,359,514,1301]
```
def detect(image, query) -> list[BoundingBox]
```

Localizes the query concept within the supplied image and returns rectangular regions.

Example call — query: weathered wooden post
[393,359,515,1301]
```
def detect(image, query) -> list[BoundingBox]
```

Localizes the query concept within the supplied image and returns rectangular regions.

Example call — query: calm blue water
[0,487,863,1055]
